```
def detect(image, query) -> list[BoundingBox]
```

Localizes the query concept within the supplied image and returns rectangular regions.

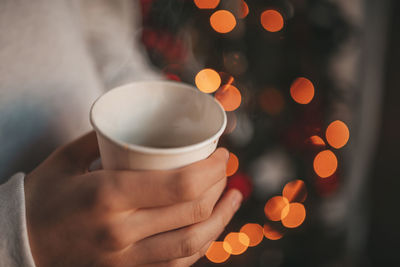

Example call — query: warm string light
[240,223,264,247]
[309,135,326,146]
[307,120,349,180]
[261,10,284,32]
[223,232,250,255]
[313,149,338,178]
[226,152,239,177]
[194,0,220,9]
[290,77,315,104]
[263,223,284,240]
[195,68,221,93]
[326,120,350,149]
[238,1,249,19]
[215,84,242,111]
[210,10,237,33]
[281,203,306,228]
[192,3,351,264]
[282,179,307,203]
[264,196,290,221]
[205,241,231,263]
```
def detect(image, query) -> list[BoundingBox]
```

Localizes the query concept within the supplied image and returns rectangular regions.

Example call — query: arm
[0,173,35,267]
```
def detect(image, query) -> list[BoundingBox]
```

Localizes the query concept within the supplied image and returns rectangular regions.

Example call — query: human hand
[25,132,242,267]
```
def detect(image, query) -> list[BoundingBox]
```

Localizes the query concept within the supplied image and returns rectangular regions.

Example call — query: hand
[25,132,243,267]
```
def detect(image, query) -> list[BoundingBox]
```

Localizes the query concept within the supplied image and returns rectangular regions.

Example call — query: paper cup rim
[90,80,227,155]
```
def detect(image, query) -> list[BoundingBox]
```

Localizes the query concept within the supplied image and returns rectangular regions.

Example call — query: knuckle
[179,230,201,257]
[215,159,227,179]
[96,223,126,251]
[191,200,213,223]
[91,180,117,212]
[174,171,200,201]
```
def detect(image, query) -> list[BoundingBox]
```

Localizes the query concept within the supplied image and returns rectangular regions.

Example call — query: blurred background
[138,0,400,266]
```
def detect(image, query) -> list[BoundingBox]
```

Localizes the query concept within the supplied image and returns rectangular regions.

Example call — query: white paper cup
[90,80,227,170]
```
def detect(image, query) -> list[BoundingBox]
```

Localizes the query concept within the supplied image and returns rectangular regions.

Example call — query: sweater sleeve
[80,0,163,90]
[0,173,36,267]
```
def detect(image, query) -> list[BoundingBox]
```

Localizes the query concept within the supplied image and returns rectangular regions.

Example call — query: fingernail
[231,190,243,211]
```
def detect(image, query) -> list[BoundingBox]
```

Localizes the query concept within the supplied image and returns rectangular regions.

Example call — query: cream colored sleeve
[80,0,163,90]
[0,173,36,267]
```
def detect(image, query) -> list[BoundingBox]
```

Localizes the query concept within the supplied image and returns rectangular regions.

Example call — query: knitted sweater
[0,1,160,265]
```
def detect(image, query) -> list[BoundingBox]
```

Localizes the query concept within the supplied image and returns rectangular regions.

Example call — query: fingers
[90,148,229,210]
[56,131,100,174]
[110,177,227,247]
[137,241,212,267]
[122,189,243,265]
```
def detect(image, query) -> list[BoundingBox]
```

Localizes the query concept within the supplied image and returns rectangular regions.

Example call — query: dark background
[140,0,400,266]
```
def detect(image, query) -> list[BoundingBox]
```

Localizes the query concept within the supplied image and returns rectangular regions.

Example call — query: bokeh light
[263,223,284,240]
[227,171,252,200]
[260,10,284,32]
[238,1,249,19]
[165,73,181,81]
[240,223,264,247]
[210,10,237,34]
[290,77,315,104]
[309,135,326,146]
[194,0,220,9]
[282,180,307,203]
[226,152,239,177]
[215,84,242,111]
[313,150,338,178]
[195,68,221,93]
[264,196,289,221]
[325,120,350,149]
[205,241,231,263]
[259,88,285,115]
[281,203,306,228]
[223,232,250,255]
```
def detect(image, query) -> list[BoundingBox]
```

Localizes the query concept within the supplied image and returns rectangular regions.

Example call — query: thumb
[58,131,100,174]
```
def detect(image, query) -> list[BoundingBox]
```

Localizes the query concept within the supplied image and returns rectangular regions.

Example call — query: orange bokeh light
[313,150,338,178]
[263,223,284,240]
[226,152,239,177]
[290,77,315,104]
[282,180,307,203]
[259,88,285,115]
[205,241,231,263]
[238,1,249,19]
[260,10,284,32]
[223,232,250,255]
[326,120,350,149]
[215,84,242,111]
[210,10,237,33]
[309,135,326,146]
[194,0,220,9]
[240,223,264,247]
[264,196,289,221]
[195,68,221,93]
[281,203,306,228]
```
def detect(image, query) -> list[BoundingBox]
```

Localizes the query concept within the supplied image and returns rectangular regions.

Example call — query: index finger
[94,148,229,210]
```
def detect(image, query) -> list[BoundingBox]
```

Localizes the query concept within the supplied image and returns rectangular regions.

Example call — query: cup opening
[90,81,227,153]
